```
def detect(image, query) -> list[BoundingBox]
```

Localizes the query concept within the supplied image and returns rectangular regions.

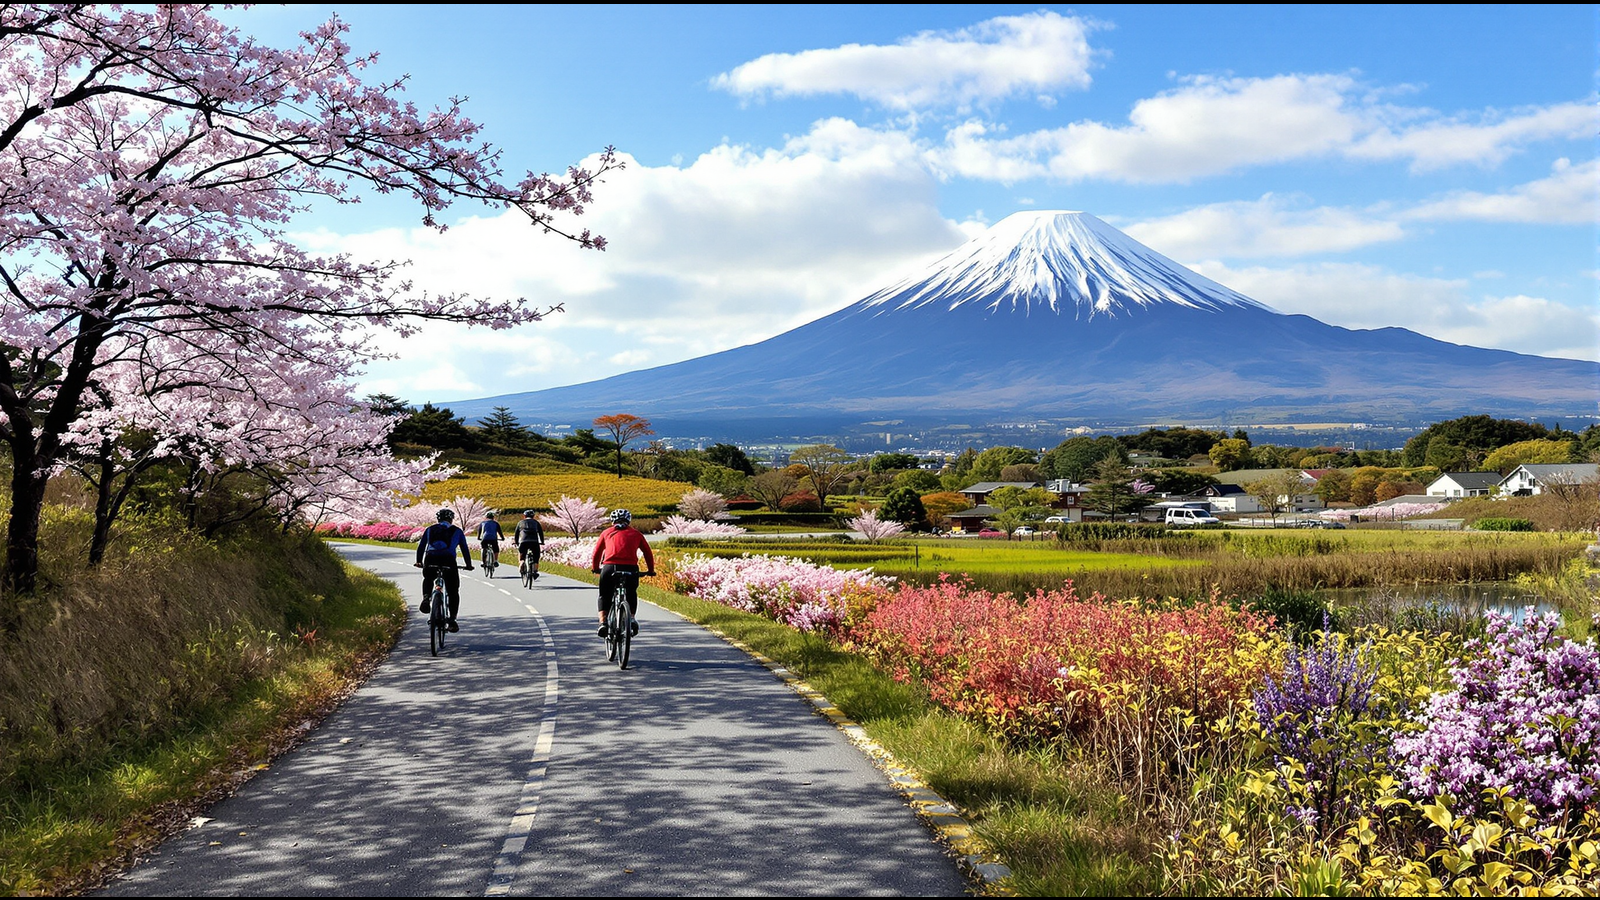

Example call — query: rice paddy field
[663,528,1589,601]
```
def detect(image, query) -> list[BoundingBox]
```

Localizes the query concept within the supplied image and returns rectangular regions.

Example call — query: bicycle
[603,571,635,670]
[426,571,449,657]
[520,552,536,589]
[481,541,499,578]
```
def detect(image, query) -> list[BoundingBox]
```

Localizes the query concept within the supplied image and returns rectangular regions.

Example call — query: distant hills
[452,211,1598,439]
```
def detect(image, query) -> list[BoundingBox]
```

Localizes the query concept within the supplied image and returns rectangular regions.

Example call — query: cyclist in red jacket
[590,508,655,637]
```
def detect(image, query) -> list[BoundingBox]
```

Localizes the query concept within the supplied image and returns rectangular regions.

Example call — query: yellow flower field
[421,472,694,513]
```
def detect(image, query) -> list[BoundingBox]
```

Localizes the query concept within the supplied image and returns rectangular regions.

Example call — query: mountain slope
[453,211,1598,433]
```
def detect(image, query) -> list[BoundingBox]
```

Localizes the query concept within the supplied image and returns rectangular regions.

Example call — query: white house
[1498,463,1600,496]
[1426,472,1500,498]
[1201,483,1263,514]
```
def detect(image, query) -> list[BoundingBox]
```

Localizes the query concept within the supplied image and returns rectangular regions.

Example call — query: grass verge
[543,560,1161,896]
[0,560,404,896]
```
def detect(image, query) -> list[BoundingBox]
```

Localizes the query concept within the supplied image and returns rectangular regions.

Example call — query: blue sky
[224,5,1599,405]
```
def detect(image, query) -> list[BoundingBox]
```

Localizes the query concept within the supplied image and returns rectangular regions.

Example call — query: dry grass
[0,506,405,895]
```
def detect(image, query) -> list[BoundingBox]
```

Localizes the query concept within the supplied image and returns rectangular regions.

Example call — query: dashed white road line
[483,587,559,897]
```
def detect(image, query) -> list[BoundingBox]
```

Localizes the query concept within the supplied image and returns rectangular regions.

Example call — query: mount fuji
[454,211,1598,437]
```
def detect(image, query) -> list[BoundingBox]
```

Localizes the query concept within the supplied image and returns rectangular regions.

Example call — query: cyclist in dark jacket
[413,508,472,631]
[514,509,546,580]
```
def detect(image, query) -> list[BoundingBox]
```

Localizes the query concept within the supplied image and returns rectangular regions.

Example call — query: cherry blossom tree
[0,6,619,596]
[540,495,609,539]
[677,488,730,521]
[849,508,905,543]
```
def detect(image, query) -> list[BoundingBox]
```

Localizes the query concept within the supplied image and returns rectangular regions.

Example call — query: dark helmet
[485,511,497,519]
[436,508,455,522]
[610,508,632,525]
[524,509,537,516]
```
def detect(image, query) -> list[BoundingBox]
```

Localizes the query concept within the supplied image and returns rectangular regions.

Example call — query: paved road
[101,543,969,897]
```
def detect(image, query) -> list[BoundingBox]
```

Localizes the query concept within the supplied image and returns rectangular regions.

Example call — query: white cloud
[1351,101,1598,171]
[1126,195,1407,259]
[1189,260,1599,361]
[295,125,976,401]
[931,75,1598,184]
[1405,157,1600,224]
[711,11,1098,110]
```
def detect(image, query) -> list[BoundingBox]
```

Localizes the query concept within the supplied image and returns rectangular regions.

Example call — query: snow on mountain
[858,210,1271,319]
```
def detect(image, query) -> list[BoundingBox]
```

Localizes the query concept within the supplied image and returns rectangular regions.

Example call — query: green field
[665,535,1201,577]
[664,528,1588,602]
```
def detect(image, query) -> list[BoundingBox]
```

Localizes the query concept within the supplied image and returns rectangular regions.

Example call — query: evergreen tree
[704,442,755,475]
[878,487,927,527]
[1086,453,1149,517]
[390,403,476,450]
[478,406,531,448]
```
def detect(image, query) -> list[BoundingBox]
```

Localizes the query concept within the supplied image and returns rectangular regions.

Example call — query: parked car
[1014,526,1036,536]
[1043,516,1069,524]
[1165,507,1221,527]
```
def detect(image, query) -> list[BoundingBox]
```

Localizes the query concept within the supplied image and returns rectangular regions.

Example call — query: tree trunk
[4,452,49,598]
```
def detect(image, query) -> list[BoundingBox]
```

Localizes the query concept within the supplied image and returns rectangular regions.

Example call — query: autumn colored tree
[919,491,974,530]
[0,6,619,596]
[1209,439,1255,472]
[747,471,799,510]
[1482,439,1578,473]
[594,415,655,479]
[787,444,857,508]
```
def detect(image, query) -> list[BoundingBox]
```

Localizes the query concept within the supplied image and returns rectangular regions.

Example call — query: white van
[1165,507,1221,527]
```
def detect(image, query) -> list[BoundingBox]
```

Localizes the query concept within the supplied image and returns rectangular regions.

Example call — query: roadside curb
[672,611,1014,896]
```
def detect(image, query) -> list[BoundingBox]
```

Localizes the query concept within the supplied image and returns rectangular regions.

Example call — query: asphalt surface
[99,542,971,897]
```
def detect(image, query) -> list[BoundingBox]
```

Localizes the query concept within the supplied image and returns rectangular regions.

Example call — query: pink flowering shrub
[656,515,747,537]
[542,537,597,568]
[669,553,894,635]
[1321,501,1446,522]
[313,521,425,542]
[1394,610,1600,819]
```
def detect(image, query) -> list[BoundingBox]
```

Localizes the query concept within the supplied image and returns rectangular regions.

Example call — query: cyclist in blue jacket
[413,508,473,632]
[475,511,504,573]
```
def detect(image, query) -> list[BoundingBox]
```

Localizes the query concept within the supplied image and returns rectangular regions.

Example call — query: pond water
[1321,581,1555,625]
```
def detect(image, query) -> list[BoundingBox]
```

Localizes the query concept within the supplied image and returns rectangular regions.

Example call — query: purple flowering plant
[1394,609,1600,821]
[1253,617,1378,832]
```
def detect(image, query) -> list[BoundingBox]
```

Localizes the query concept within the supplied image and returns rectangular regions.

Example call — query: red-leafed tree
[593,414,654,479]
[0,5,620,600]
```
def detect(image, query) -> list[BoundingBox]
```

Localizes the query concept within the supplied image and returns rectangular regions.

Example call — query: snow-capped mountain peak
[859,210,1273,319]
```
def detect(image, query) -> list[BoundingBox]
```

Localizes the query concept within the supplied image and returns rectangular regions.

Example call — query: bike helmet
[485,511,496,519]
[524,509,537,516]
[436,508,455,522]
[610,508,632,525]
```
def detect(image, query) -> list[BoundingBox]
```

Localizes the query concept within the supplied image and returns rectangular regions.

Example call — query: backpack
[422,523,458,566]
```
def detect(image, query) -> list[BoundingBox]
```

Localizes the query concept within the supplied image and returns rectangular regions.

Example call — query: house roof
[959,481,1041,494]
[1202,483,1247,496]
[1428,472,1500,491]
[1502,463,1600,483]
[948,504,1002,518]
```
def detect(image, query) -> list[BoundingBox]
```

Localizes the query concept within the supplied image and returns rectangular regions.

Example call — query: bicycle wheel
[604,607,618,662]
[521,559,533,589]
[430,588,446,656]
[612,585,631,670]
[616,612,631,670]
